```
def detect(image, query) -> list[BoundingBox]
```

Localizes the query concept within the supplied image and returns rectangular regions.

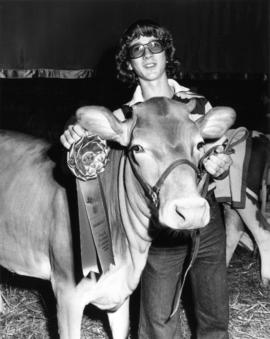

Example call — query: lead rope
[168,127,249,320]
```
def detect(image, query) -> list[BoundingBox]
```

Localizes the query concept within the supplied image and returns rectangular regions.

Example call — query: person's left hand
[203,145,232,178]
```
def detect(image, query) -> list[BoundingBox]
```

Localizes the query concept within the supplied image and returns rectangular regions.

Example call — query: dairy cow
[0,97,235,339]
[223,131,270,285]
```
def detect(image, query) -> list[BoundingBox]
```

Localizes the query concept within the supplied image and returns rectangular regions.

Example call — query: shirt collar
[128,79,190,106]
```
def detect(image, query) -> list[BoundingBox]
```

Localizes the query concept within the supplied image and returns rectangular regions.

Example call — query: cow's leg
[0,269,6,313]
[0,290,3,313]
[223,203,245,265]
[107,297,130,339]
[239,231,254,252]
[237,197,270,285]
[52,281,85,339]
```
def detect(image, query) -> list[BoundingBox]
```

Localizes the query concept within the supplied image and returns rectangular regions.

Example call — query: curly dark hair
[115,19,181,86]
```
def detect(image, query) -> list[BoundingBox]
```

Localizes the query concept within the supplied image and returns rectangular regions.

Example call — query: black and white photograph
[0,1,269,338]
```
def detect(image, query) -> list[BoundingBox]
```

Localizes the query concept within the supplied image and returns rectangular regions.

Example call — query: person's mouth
[144,62,156,68]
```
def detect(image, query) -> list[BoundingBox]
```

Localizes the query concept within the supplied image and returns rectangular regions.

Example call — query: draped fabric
[0,0,268,78]
[0,68,94,79]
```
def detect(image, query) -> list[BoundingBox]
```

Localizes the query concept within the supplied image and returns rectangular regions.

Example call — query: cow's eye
[131,144,144,153]
[197,141,205,151]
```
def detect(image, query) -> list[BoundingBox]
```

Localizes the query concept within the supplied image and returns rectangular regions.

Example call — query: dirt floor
[1,246,270,339]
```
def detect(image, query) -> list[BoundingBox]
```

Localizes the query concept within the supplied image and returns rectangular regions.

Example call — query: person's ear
[127,62,133,71]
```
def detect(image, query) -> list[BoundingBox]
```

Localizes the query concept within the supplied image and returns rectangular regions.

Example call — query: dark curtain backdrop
[0,0,268,77]
[0,0,269,137]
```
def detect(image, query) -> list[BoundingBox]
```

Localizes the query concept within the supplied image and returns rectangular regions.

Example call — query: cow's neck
[119,156,152,254]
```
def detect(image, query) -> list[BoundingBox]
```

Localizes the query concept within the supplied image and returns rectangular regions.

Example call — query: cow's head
[76,97,235,230]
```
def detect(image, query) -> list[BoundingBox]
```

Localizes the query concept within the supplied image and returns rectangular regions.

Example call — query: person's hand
[60,123,86,150]
[203,145,232,178]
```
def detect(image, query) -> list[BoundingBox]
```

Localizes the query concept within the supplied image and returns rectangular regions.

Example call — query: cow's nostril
[175,207,186,221]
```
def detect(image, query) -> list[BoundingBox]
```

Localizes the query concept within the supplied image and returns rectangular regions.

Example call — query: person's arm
[201,101,232,179]
[179,94,232,179]
[60,107,126,150]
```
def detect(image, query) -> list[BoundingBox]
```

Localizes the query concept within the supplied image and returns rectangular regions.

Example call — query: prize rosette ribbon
[67,134,110,181]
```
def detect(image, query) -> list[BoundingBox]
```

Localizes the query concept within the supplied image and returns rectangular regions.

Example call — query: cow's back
[0,131,74,282]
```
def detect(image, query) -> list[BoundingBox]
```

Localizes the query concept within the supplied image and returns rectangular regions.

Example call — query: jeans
[138,193,229,339]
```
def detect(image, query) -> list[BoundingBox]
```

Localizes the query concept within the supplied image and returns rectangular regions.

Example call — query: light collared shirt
[113,78,211,121]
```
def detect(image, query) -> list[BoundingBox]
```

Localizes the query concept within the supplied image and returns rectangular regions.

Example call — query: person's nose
[143,46,153,58]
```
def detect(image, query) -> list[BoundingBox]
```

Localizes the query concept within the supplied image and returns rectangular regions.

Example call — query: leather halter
[127,151,201,208]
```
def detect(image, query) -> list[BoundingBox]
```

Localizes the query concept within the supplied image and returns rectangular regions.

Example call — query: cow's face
[130,98,205,184]
[77,97,236,230]
[127,98,209,229]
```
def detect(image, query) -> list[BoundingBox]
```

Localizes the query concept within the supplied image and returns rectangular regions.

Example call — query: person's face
[127,35,167,82]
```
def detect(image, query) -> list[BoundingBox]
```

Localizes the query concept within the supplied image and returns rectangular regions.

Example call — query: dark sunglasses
[128,40,165,59]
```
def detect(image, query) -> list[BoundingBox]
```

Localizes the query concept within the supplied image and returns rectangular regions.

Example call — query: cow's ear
[76,105,135,146]
[197,106,236,139]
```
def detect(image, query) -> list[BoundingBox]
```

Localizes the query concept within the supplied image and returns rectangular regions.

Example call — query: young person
[60,19,231,339]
